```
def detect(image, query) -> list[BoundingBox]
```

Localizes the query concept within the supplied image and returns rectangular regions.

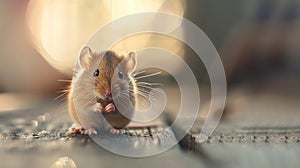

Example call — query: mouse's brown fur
[68,47,137,132]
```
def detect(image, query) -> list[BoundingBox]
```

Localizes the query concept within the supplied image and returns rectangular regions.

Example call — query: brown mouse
[68,46,138,134]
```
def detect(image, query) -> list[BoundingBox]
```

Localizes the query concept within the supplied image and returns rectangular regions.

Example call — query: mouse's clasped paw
[94,103,104,112]
[104,103,115,113]
[94,103,115,113]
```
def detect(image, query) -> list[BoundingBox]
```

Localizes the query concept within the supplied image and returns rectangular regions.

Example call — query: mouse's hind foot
[69,124,97,135]
[69,123,83,133]
[110,128,126,134]
[82,128,97,135]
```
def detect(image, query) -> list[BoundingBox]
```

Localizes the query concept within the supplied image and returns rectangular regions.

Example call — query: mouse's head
[78,46,137,106]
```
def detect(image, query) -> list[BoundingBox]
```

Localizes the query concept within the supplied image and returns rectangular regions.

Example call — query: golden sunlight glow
[0,93,39,112]
[26,0,186,75]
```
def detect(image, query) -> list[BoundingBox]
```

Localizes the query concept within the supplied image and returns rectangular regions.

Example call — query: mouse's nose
[105,89,112,97]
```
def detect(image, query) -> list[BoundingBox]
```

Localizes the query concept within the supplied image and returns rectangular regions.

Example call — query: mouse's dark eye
[118,71,124,79]
[93,69,99,77]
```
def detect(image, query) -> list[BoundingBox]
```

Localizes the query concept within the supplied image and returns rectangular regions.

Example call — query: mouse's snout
[105,89,112,98]
[96,89,113,106]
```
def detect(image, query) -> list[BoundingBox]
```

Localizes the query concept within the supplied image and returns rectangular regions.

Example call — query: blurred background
[0,0,299,126]
[1,1,300,167]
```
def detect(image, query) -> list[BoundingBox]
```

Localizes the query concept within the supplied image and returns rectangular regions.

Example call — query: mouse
[68,46,138,135]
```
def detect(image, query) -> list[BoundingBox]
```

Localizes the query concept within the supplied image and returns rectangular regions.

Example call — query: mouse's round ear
[78,46,92,70]
[124,51,137,74]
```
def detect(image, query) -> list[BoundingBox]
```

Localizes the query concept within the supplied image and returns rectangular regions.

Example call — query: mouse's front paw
[104,103,115,113]
[93,103,104,112]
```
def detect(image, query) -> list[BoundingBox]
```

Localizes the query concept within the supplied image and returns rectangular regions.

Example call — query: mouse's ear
[78,46,92,70]
[123,51,137,73]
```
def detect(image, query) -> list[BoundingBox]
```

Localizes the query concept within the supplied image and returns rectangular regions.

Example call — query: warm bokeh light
[0,93,39,112]
[26,0,186,75]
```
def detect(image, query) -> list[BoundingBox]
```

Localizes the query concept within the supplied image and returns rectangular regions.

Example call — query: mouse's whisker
[113,91,130,100]
[119,90,156,109]
[137,99,151,108]
[128,88,148,94]
[56,89,70,93]
[133,71,161,80]
[115,96,133,107]
[135,82,163,86]
[53,92,68,100]
[129,90,150,100]
[128,89,146,96]
[118,92,133,100]
[134,88,151,95]
[134,96,153,109]
[116,92,127,98]
[118,90,130,95]
[132,70,146,77]
[53,87,72,100]
[133,66,148,72]
[57,79,72,83]
[135,84,162,93]
[134,93,149,101]
[130,89,159,102]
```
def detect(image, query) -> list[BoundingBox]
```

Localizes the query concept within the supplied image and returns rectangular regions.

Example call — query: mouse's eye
[118,71,124,79]
[93,69,99,77]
